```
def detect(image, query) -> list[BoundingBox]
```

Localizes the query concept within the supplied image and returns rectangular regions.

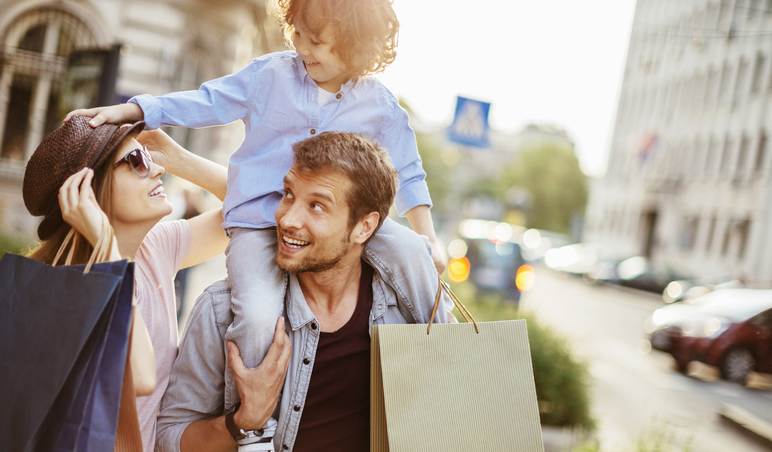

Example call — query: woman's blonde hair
[27,145,118,265]
[278,0,399,78]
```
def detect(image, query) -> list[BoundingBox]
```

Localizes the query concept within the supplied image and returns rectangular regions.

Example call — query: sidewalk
[719,402,772,448]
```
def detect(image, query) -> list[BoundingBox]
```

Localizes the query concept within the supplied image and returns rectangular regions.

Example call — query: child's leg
[224,228,286,412]
[363,218,441,323]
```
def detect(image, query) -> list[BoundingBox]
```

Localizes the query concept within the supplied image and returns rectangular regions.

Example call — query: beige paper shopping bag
[371,280,544,452]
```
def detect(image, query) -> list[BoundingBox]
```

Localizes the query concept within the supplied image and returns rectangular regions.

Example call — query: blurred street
[522,267,772,452]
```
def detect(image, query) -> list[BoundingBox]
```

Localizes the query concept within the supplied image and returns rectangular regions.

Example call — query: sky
[378,0,639,177]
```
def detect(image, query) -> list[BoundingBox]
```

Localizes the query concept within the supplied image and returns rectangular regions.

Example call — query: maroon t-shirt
[293,263,374,452]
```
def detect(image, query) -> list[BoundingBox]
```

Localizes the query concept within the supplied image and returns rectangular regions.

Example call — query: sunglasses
[113,146,153,178]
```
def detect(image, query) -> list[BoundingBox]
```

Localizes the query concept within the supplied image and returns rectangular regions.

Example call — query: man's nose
[278,202,304,230]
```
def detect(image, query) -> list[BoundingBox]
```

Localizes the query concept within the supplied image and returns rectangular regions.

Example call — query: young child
[68,0,447,436]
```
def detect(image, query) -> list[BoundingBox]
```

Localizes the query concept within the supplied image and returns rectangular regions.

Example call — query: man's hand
[227,317,291,430]
[64,103,143,127]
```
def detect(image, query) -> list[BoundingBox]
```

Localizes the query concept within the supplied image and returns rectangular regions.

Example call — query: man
[155,132,452,452]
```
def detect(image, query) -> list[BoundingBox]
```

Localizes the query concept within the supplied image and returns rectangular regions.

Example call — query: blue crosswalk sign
[447,96,491,148]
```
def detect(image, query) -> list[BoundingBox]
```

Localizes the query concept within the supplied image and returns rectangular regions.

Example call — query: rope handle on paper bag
[52,217,114,274]
[427,275,480,335]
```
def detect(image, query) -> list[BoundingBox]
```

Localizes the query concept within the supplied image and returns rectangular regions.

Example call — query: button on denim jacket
[155,255,453,452]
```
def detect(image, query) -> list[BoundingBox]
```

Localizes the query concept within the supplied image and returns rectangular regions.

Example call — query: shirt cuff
[395,180,432,216]
[154,420,190,452]
[129,94,162,130]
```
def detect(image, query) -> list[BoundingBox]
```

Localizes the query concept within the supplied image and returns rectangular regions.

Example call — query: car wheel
[721,348,755,385]
[674,353,690,373]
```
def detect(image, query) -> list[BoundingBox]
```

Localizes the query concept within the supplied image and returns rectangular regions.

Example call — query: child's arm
[66,59,263,129]
[381,104,447,273]
[405,205,447,273]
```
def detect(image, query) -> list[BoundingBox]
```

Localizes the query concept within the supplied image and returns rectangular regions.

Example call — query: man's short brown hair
[292,132,396,231]
[278,0,399,77]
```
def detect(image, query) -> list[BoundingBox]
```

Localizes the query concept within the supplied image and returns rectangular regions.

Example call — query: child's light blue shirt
[130,50,431,229]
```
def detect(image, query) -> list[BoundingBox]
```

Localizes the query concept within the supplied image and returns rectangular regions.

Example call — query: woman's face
[109,136,172,226]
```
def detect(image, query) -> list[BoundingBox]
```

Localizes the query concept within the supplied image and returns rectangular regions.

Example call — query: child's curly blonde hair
[277,0,399,78]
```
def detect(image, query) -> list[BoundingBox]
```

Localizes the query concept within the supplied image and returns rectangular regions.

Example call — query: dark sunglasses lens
[127,149,149,175]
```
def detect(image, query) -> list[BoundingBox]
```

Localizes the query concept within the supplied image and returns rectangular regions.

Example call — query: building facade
[0,0,284,239]
[585,0,772,284]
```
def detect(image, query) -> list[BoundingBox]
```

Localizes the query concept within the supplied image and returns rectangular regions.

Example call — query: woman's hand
[57,168,109,247]
[138,129,184,172]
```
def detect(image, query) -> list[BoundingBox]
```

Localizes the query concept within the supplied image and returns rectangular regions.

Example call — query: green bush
[0,231,31,258]
[448,282,595,431]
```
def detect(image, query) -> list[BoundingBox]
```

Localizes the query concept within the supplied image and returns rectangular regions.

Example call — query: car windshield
[474,240,521,266]
[688,290,772,322]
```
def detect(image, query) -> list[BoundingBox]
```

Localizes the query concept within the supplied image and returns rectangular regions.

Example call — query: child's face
[292,20,349,92]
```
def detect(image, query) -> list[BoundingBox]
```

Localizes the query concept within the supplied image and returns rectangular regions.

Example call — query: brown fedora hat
[23,115,145,240]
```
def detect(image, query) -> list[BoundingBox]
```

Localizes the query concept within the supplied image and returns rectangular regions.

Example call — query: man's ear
[351,212,380,245]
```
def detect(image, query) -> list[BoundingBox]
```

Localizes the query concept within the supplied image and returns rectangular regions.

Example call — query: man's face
[275,166,356,273]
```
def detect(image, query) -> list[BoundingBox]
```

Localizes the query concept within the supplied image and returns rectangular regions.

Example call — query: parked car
[446,220,532,304]
[583,256,625,285]
[662,278,743,304]
[603,256,685,294]
[646,289,772,384]
[543,243,597,276]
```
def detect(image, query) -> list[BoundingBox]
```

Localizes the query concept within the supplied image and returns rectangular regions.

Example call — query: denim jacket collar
[285,275,316,331]
[284,264,397,331]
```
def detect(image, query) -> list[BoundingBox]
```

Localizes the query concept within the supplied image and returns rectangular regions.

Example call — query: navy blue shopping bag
[0,253,134,452]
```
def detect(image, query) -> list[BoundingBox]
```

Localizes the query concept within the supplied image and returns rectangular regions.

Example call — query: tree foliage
[499,141,588,234]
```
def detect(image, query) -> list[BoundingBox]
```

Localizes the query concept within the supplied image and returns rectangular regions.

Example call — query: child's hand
[427,236,448,274]
[64,103,143,127]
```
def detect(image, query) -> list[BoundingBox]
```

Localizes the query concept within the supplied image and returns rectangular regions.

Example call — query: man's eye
[284,191,294,199]
[310,39,321,45]
[311,202,324,212]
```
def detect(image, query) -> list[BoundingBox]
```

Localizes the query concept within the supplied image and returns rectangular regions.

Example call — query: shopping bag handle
[52,217,114,273]
[427,275,480,335]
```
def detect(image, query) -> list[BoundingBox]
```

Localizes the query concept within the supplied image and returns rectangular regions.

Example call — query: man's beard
[277,232,351,273]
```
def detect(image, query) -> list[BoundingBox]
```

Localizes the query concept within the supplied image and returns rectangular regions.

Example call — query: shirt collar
[291,50,358,96]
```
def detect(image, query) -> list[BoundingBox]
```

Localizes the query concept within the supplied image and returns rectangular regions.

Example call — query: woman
[23,115,228,451]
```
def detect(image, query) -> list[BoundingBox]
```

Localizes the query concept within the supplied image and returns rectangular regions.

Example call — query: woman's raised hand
[57,168,110,247]
[138,129,183,171]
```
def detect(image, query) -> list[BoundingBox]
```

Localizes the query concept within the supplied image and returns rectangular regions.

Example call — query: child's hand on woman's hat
[64,103,143,127]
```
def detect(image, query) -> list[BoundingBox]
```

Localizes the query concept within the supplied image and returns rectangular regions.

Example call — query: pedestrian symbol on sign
[447,96,491,148]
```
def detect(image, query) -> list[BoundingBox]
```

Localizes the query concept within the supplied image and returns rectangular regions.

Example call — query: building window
[680,217,698,251]
[706,216,718,254]
[737,219,751,261]
[0,9,97,162]
[750,53,765,94]
[734,58,748,103]
[755,129,768,176]
[721,221,732,256]
[735,134,750,181]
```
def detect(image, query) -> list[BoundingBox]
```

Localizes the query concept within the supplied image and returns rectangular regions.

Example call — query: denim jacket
[154,262,453,452]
